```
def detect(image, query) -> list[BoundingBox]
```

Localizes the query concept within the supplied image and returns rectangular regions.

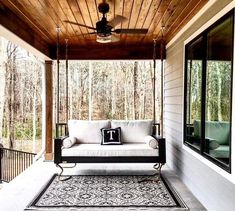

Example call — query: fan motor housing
[96,18,112,36]
[98,2,110,14]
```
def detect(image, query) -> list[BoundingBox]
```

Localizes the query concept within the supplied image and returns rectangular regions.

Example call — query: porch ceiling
[0,0,208,60]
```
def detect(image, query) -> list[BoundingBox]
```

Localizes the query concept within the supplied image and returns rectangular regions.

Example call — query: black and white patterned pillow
[101,127,122,145]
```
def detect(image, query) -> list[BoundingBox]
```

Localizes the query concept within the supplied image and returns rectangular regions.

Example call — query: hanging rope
[160,26,165,136]
[153,39,157,128]
[56,27,61,124]
[65,38,69,123]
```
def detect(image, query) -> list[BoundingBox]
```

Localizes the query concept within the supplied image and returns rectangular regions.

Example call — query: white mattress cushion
[68,120,111,144]
[62,143,158,157]
[111,120,153,143]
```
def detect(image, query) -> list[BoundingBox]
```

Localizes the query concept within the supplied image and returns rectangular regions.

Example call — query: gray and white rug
[26,175,187,210]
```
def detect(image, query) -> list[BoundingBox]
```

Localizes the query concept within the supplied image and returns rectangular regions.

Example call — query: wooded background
[187,60,231,124]
[0,37,161,153]
[0,38,43,153]
[55,60,161,123]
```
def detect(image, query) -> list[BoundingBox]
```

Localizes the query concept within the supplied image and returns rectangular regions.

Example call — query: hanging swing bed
[53,30,166,182]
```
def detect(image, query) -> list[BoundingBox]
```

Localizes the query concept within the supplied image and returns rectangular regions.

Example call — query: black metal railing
[56,123,68,137]
[0,147,36,183]
[153,123,161,136]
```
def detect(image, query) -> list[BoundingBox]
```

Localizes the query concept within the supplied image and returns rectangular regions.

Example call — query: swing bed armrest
[54,136,68,164]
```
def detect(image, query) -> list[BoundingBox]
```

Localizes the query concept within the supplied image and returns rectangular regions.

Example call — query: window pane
[205,15,233,166]
[185,37,203,150]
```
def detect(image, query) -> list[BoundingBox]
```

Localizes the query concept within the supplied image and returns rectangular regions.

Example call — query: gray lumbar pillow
[208,139,220,150]
[63,136,77,148]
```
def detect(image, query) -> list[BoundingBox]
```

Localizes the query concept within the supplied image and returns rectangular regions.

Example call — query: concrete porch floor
[0,160,206,211]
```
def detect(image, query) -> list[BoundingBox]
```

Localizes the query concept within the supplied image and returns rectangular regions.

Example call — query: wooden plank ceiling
[0,0,208,59]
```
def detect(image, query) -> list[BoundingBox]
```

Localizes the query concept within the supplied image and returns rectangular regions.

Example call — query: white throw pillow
[111,120,153,143]
[63,136,77,148]
[68,120,111,144]
[144,135,158,149]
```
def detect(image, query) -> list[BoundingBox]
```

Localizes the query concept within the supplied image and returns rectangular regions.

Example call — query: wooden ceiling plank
[120,0,134,45]
[123,0,145,45]
[148,0,174,34]
[75,0,96,43]
[34,0,83,45]
[132,0,145,29]
[152,0,183,38]
[133,0,154,45]
[141,0,163,29]
[165,0,208,42]
[138,0,163,45]
[42,0,83,45]
[21,0,72,45]
[25,0,59,43]
[0,4,50,57]
[59,0,87,45]
[40,0,90,45]
[112,0,124,43]
[56,0,83,45]
[135,0,154,29]
[141,0,173,44]
[64,0,90,45]
[94,0,102,20]
[114,0,125,24]
[86,0,100,29]
[84,0,95,28]
[3,0,54,43]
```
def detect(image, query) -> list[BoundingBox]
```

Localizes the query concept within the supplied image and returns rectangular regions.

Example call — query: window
[184,11,234,172]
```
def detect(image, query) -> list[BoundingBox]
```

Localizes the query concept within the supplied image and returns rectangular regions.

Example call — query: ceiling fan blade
[71,32,97,37]
[113,28,148,34]
[64,20,96,30]
[111,34,120,42]
[109,15,127,27]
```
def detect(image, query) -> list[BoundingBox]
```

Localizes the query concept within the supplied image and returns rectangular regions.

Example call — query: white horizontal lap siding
[164,0,235,210]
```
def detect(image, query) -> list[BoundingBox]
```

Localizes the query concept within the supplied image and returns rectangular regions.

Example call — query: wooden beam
[0,4,50,57]
[45,60,53,161]
[49,43,166,60]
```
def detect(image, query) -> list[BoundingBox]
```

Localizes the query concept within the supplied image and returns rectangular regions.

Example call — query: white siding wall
[164,0,235,210]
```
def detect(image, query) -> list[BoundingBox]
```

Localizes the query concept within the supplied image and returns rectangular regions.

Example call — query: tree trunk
[32,86,37,153]
[0,38,6,138]
[207,64,211,121]
[217,62,222,121]
[111,62,116,119]
[88,62,93,120]
[133,61,138,120]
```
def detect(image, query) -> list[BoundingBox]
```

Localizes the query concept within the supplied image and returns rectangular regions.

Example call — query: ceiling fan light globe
[96,34,112,43]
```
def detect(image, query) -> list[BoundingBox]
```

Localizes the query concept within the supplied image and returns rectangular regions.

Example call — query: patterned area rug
[26,175,187,210]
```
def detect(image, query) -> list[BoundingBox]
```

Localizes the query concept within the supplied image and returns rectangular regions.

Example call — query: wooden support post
[45,60,53,160]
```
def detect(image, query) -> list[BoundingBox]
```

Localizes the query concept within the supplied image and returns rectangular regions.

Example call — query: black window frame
[184,10,234,173]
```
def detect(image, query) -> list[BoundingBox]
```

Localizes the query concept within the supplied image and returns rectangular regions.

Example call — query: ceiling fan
[64,1,148,43]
